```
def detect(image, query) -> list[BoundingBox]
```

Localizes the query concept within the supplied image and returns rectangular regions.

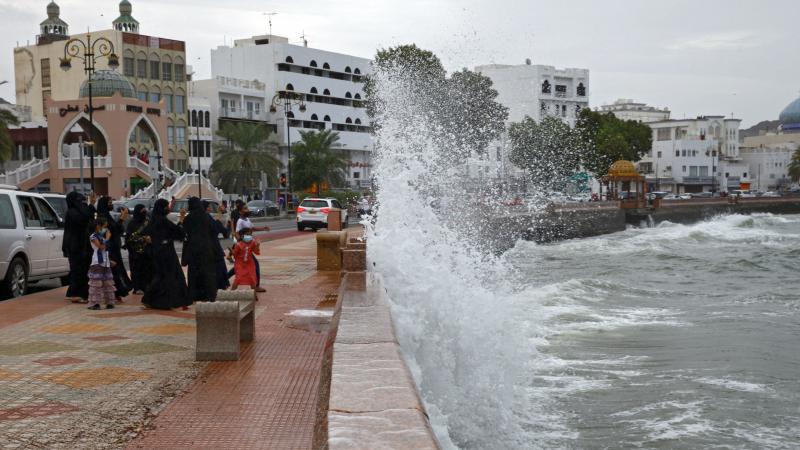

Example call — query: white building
[600,99,671,175]
[187,97,212,174]
[741,144,794,192]
[197,34,373,190]
[475,61,590,180]
[649,116,749,193]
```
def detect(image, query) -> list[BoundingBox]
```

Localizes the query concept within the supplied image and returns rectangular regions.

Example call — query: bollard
[317,231,346,271]
[327,208,342,231]
[342,249,366,272]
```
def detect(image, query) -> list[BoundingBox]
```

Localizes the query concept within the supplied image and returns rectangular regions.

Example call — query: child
[231,228,260,293]
[87,217,116,310]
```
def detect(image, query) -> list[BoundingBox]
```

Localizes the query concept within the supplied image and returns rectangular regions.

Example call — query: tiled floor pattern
[0,232,340,449]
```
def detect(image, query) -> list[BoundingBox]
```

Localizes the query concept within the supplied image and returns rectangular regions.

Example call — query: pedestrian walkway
[0,230,342,450]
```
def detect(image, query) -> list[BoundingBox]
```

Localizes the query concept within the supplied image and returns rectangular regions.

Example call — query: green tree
[210,122,282,195]
[508,116,582,188]
[576,109,653,178]
[0,109,20,166]
[291,129,348,195]
[788,147,800,181]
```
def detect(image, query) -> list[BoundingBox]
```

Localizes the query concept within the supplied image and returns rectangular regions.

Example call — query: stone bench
[195,289,256,361]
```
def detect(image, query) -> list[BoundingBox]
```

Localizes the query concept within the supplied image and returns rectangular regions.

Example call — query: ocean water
[374,213,800,449]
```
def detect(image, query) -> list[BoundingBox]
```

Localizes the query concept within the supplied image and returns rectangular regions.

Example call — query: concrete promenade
[0,230,341,449]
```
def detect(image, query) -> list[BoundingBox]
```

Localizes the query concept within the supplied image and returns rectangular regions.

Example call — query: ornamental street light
[270,91,306,210]
[59,33,119,193]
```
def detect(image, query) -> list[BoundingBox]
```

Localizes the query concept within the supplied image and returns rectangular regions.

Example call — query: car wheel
[2,257,28,298]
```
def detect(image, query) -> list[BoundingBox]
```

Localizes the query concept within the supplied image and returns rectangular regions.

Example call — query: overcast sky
[1,0,798,127]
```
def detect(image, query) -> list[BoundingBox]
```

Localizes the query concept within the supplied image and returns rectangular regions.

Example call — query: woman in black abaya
[124,204,152,294]
[62,192,95,302]
[141,199,190,309]
[96,197,131,300]
[182,197,221,302]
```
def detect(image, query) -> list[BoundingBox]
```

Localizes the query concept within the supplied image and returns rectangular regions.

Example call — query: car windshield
[247,201,266,207]
[301,200,328,208]
[43,196,67,218]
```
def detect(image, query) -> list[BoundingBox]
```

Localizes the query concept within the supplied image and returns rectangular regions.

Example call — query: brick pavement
[0,230,345,450]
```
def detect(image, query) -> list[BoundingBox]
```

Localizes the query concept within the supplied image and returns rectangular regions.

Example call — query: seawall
[627,197,800,226]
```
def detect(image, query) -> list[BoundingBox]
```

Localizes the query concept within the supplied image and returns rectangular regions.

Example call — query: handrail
[0,158,50,186]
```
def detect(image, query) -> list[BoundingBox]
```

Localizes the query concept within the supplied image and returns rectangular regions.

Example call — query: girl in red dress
[231,228,260,291]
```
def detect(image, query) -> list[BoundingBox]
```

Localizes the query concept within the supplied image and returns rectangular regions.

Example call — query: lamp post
[59,33,119,193]
[270,91,306,210]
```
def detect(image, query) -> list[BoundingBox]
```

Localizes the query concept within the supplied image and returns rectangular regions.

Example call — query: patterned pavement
[0,230,342,449]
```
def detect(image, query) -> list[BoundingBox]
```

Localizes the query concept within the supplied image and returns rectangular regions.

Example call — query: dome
[120,0,132,14]
[47,1,60,18]
[79,70,136,99]
[779,96,800,125]
[607,160,639,177]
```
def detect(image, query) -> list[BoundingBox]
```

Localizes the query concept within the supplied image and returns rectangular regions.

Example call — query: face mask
[99,228,108,236]
[242,235,253,243]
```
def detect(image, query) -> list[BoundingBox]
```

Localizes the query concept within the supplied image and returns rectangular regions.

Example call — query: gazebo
[602,160,647,209]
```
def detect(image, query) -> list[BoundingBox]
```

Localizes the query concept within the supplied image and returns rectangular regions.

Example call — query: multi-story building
[649,116,749,193]
[475,60,590,180]
[197,34,373,191]
[740,95,800,191]
[187,97,212,174]
[13,1,190,171]
[599,99,671,175]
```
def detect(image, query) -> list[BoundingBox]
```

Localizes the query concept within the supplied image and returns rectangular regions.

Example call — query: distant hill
[740,120,782,140]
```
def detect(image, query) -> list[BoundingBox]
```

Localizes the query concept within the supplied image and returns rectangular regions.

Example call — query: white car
[678,193,693,200]
[762,191,781,198]
[296,198,349,231]
[0,187,69,298]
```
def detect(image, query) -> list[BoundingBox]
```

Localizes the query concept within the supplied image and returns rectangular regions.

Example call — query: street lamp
[270,91,306,210]
[59,33,119,193]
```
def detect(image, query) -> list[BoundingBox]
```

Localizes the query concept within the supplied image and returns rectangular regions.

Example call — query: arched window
[287,111,295,119]
[354,118,362,125]
[345,117,353,124]
[323,89,331,96]
[541,80,551,94]
[311,114,319,121]
[310,60,318,67]
[285,56,294,63]
[577,83,586,97]
[323,62,330,69]
[345,92,352,99]
[191,110,198,127]
[310,87,318,94]
[323,115,331,122]
[286,83,294,91]
[354,68,361,75]
[204,111,210,127]
[354,93,361,99]
[344,66,352,73]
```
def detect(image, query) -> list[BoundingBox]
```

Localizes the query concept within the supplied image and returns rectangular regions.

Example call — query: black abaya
[62,192,95,299]
[125,205,152,293]
[182,198,221,302]
[141,202,190,309]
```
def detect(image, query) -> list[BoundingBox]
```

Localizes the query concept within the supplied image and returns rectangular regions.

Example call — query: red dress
[232,240,260,286]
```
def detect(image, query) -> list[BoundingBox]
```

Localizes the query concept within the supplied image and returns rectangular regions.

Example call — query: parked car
[690,192,713,198]
[124,197,158,213]
[167,198,219,224]
[247,200,280,217]
[0,187,69,298]
[41,193,68,220]
[647,191,669,201]
[296,198,349,231]
[678,193,693,200]
[762,191,782,198]
[663,194,680,200]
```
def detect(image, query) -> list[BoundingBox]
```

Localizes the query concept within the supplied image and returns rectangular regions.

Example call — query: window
[310,60,318,67]
[682,166,687,173]
[561,105,567,117]
[205,141,211,157]
[690,166,698,176]
[191,110,198,127]
[355,118,362,125]
[137,90,147,102]
[577,83,586,97]
[42,90,51,116]
[137,59,147,78]
[353,172,360,179]
[541,80,551,94]
[150,61,160,80]
[323,62,330,69]
[354,93,361,99]
[204,111,210,127]
[700,166,709,176]
[17,196,42,228]
[681,150,686,157]
[162,63,172,81]
[675,151,679,157]
[345,117,353,124]
[310,87,318,94]
[311,114,318,120]
[354,68,361,75]
[34,198,58,229]
[323,115,331,122]
[0,194,16,229]
[176,127,186,145]
[692,150,697,157]
[168,126,175,145]
[285,56,294,63]
[743,172,747,178]
[175,64,184,82]
[323,89,330,96]
[149,92,160,103]
[124,57,135,77]
[164,94,173,113]
[657,151,662,158]
[286,83,294,91]
[41,58,51,88]
[345,92,352,98]
[175,95,185,114]
[657,128,671,141]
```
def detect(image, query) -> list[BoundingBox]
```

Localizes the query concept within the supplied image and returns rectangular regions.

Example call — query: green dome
[79,70,135,99]
[779,96,800,125]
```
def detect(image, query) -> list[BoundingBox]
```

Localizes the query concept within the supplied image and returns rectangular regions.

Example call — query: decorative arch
[163,86,174,95]
[354,118,362,125]
[310,87,318,94]
[323,89,330,96]
[136,50,147,59]
[345,92,352,98]
[323,62,330,69]
[286,111,295,119]
[57,112,112,161]
[123,49,135,58]
[311,114,319,120]
[310,60,318,67]
[285,56,294,63]
[285,83,294,91]
[149,52,160,62]
[354,93,361,99]
[162,54,173,63]
[344,66,352,73]
[354,68,361,75]
[323,115,331,122]
[174,55,185,65]
[345,117,353,124]
[124,114,164,159]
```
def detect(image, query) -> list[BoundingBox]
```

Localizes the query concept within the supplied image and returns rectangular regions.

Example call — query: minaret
[38,1,69,44]
[113,0,139,34]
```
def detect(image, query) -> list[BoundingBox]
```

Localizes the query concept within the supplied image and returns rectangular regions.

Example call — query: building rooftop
[79,70,136,99]
[779,96,800,125]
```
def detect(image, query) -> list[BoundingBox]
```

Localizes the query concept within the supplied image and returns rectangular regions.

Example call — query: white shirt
[236,217,254,233]
[90,234,110,267]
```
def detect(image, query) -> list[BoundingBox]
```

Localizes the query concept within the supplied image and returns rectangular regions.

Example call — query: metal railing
[59,155,111,169]
[219,107,268,121]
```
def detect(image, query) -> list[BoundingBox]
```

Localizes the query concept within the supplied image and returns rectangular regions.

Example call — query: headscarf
[130,204,148,225]
[188,196,203,212]
[96,196,113,217]
[66,191,85,210]
[152,199,169,218]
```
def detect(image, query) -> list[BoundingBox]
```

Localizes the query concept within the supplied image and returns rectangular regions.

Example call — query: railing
[682,176,714,185]
[0,159,49,186]
[128,155,151,174]
[219,107,268,121]
[59,156,111,169]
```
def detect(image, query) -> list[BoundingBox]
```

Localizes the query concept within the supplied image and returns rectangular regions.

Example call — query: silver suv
[296,198,349,231]
[0,187,69,298]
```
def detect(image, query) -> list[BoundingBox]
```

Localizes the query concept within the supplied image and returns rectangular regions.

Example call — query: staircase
[129,172,224,202]
[0,159,50,189]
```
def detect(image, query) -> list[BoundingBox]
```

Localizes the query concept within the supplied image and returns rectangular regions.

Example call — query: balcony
[726,176,741,187]
[218,108,268,122]
[682,176,714,185]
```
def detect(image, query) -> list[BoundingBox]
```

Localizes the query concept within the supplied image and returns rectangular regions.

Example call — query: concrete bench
[195,289,256,361]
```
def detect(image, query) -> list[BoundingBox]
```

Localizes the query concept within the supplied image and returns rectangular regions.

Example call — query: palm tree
[291,129,348,195]
[210,122,282,195]
[789,147,800,182]
[0,109,20,167]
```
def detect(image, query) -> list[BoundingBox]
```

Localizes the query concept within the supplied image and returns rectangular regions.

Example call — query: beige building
[13,1,190,171]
